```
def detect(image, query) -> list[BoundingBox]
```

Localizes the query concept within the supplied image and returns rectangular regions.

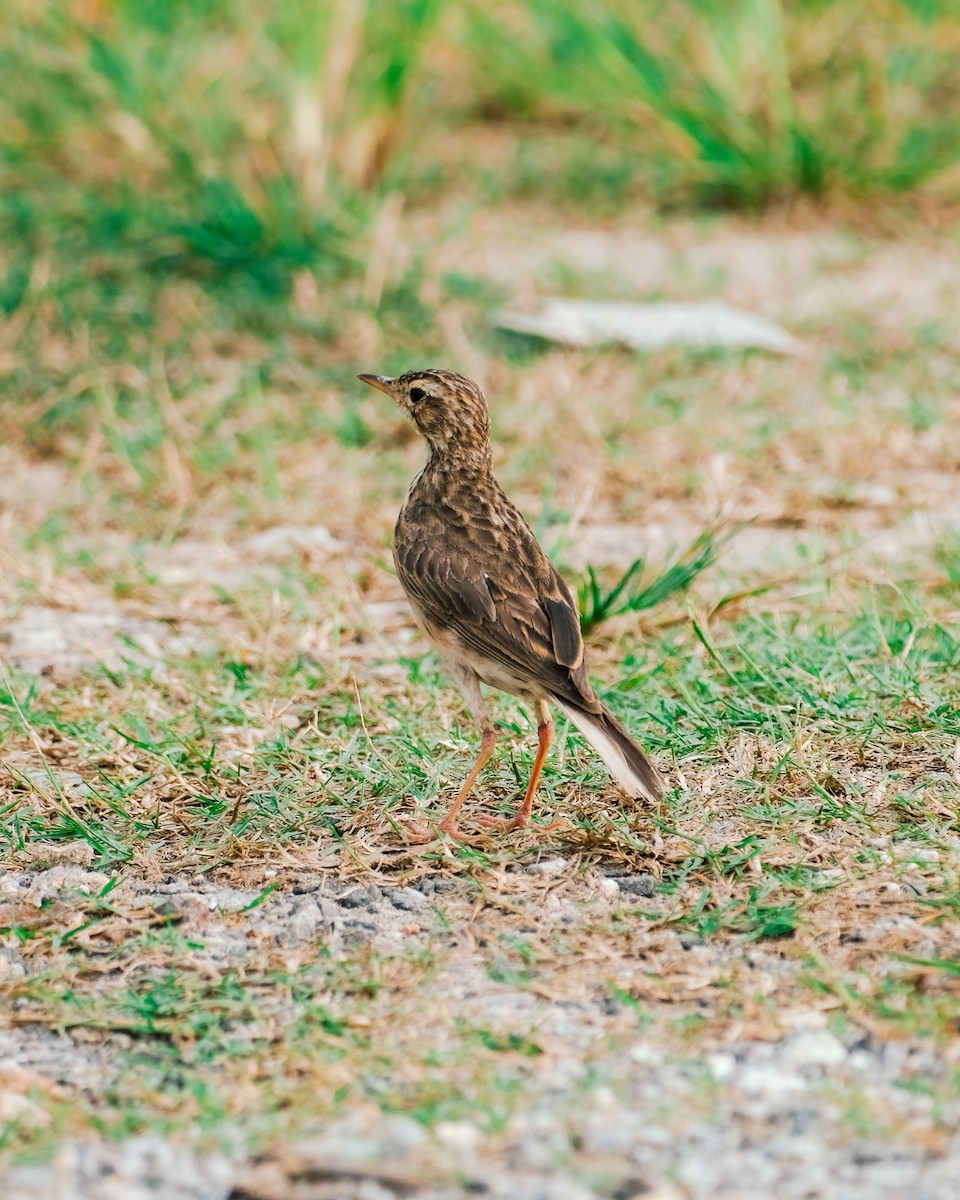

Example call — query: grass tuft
[579,532,718,635]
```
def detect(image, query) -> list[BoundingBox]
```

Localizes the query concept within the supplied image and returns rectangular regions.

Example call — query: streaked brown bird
[359,368,664,840]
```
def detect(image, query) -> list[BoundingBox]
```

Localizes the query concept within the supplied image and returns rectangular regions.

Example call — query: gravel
[2,1136,235,1200]
[337,885,385,909]
[1,864,958,1199]
[606,873,657,898]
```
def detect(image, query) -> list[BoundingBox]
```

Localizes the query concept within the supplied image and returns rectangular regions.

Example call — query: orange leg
[480,706,555,833]
[404,725,496,844]
[439,725,497,838]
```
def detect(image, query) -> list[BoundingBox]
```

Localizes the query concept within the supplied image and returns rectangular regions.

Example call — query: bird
[358,368,664,840]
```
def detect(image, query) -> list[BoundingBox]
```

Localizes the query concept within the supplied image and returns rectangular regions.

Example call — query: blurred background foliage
[0,0,443,306]
[469,0,960,207]
[1,0,959,469]
[3,0,959,299]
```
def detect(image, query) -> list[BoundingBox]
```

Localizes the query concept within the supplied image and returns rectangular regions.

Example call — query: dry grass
[2,192,960,1185]
[3,6,960,1188]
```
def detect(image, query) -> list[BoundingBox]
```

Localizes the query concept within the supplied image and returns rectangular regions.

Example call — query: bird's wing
[395,524,597,711]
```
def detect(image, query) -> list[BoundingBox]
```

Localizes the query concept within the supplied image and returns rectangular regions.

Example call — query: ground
[1,202,959,1199]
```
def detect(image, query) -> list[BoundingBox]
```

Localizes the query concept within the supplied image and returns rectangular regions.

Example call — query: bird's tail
[553,697,663,803]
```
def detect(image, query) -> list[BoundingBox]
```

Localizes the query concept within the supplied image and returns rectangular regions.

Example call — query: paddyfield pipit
[359,368,664,840]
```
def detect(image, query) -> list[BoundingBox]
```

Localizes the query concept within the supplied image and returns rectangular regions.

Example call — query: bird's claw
[401,811,563,844]
[401,817,483,846]
[401,819,438,845]
[477,813,564,833]
[477,813,525,832]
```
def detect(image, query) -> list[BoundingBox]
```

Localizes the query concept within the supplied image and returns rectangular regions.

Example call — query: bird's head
[358,368,491,461]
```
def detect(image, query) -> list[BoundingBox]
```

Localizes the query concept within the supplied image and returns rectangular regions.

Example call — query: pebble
[779,1007,829,1030]
[737,1065,808,1095]
[380,1113,428,1154]
[243,524,338,557]
[343,919,378,940]
[285,900,323,944]
[337,886,382,909]
[206,887,259,912]
[416,876,459,895]
[0,1091,49,1129]
[0,944,26,982]
[25,867,109,906]
[612,873,657,897]
[608,1178,655,1200]
[528,857,569,876]
[434,1119,482,1149]
[478,1173,595,1200]
[23,841,95,869]
[629,1042,665,1067]
[388,886,428,911]
[583,1116,637,1157]
[706,1051,737,1080]
[782,1030,848,1068]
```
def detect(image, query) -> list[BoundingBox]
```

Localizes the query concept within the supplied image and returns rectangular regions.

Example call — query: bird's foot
[438,817,485,845]
[401,817,483,846]
[477,813,563,834]
[401,819,439,845]
[476,813,524,832]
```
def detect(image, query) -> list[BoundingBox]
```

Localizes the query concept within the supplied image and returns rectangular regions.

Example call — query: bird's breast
[398,498,508,556]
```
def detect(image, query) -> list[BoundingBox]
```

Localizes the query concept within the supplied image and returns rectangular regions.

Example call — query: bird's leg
[436,724,496,838]
[480,700,558,833]
[404,725,496,844]
[404,665,495,844]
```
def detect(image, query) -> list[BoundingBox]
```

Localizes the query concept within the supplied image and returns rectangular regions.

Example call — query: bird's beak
[357,373,394,397]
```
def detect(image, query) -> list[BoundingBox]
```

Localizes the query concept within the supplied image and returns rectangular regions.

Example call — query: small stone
[848,1050,876,1072]
[244,524,338,557]
[25,867,108,906]
[583,1118,635,1156]
[678,934,704,950]
[342,920,379,944]
[0,1091,50,1129]
[528,857,568,876]
[208,887,260,912]
[609,1179,662,1200]
[388,887,427,911]
[286,902,322,945]
[24,841,95,870]
[738,1065,807,1095]
[291,880,321,895]
[897,845,940,863]
[591,1086,619,1112]
[381,1113,428,1154]
[613,873,657,898]
[779,1008,829,1031]
[706,1051,736,1080]
[338,886,382,909]
[629,1042,664,1066]
[416,876,459,895]
[782,1030,848,1068]
[597,876,621,899]
[435,1119,482,1149]
[0,945,26,982]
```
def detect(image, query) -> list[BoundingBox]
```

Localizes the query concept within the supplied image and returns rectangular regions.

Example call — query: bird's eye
[409,386,426,403]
